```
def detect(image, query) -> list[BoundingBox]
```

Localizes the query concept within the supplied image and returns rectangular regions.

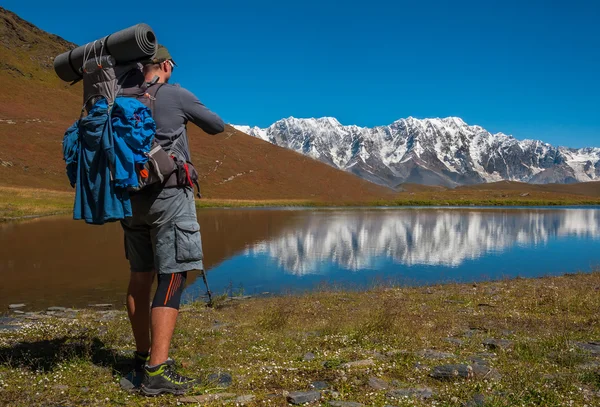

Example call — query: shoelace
[163,366,194,384]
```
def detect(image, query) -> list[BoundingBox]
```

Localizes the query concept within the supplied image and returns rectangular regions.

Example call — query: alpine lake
[1,207,600,311]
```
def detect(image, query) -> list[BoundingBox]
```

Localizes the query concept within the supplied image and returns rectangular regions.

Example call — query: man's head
[143,45,177,83]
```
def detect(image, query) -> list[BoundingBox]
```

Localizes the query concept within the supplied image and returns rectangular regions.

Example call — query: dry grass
[1,273,600,406]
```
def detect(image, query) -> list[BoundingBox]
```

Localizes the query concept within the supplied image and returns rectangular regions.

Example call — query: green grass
[2,273,600,406]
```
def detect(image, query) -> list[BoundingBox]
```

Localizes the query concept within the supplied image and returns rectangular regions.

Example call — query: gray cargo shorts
[121,186,204,274]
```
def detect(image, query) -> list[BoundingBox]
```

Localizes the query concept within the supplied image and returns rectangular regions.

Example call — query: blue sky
[3,0,599,147]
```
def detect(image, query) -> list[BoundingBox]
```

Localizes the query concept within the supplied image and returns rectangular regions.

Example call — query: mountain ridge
[234,116,600,188]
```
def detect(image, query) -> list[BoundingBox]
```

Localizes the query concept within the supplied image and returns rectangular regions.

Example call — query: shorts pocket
[174,220,203,262]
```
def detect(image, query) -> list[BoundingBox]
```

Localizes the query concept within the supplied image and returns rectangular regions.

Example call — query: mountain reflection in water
[243,209,600,275]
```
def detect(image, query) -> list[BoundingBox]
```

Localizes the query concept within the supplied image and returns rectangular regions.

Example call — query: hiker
[121,45,225,396]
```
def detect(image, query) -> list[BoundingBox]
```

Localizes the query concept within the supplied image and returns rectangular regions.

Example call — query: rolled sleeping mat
[54,23,157,82]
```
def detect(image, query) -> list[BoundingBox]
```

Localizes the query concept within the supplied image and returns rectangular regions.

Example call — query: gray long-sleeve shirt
[149,83,225,161]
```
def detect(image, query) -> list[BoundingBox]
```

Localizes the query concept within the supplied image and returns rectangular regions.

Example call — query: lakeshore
[1,272,600,406]
[2,186,600,222]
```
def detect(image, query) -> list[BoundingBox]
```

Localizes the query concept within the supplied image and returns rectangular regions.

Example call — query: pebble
[342,359,375,368]
[235,395,255,405]
[387,387,434,399]
[465,393,486,406]
[482,338,514,350]
[303,352,316,361]
[443,338,465,347]
[368,376,389,390]
[207,372,233,387]
[310,381,329,390]
[287,391,321,404]
[47,306,67,312]
[8,304,25,309]
[431,364,473,380]
[88,304,112,308]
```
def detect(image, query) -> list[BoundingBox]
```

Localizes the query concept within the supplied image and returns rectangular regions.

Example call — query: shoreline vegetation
[1,186,600,221]
[1,272,600,406]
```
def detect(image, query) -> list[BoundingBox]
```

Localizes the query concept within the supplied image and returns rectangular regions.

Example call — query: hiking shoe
[120,352,176,391]
[141,362,198,396]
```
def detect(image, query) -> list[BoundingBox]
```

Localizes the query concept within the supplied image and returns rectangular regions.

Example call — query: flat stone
[12,310,25,315]
[482,338,514,350]
[573,341,600,355]
[8,304,25,309]
[119,371,143,391]
[431,364,473,381]
[417,349,454,359]
[303,352,316,361]
[465,393,486,406]
[235,395,255,404]
[471,364,502,380]
[387,387,434,399]
[310,381,329,390]
[88,304,112,308]
[368,376,389,390]
[287,391,321,404]
[47,307,67,312]
[180,393,236,403]
[342,359,375,368]
[207,372,233,387]
[443,338,465,347]
[329,402,364,407]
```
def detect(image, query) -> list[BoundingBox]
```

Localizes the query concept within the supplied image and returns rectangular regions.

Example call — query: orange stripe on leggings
[164,274,175,306]
[170,274,182,302]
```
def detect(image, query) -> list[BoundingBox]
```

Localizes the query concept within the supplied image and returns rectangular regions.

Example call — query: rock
[443,338,464,347]
[207,372,233,387]
[482,338,514,350]
[304,352,316,361]
[180,393,236,403]
[465,393,486,406]
[47,307,67,312]
[520,193,530,197]
[8,304,25,309]
[471,364,502,380]
[0,325,21,332]
[329,402,364,407]
[431,364,473,381]
[119,371,142,391]
[368,376,389,390]
[287,391,321,404]
[88,304,112,308]
[342,359,375,368]
[310,381,329,390]
[12,310,25,315]
[417,349,454,359]
[387,387,434,399]
[572,341,600,355]
[235,395,255,405]
[463,328,486,337]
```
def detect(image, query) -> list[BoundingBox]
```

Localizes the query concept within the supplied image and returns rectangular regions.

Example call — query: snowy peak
[233,117,600,187]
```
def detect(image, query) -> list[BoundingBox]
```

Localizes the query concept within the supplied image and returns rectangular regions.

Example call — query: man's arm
[178,88,225,135]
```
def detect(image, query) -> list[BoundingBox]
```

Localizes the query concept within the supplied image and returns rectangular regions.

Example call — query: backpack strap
[144,83,165,117]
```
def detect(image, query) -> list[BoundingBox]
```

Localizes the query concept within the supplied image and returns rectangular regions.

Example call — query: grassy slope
[1,273,600,406]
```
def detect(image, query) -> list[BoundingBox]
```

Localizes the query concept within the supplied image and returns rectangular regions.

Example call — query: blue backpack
[62,56,158,224]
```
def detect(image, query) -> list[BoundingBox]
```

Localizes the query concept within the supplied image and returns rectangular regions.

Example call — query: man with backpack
[121,45,225,396]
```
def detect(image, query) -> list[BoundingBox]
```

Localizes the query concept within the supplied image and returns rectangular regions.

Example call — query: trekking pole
[201,270,214,307]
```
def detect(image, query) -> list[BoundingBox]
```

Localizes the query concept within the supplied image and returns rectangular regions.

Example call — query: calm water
[1,207,600,310]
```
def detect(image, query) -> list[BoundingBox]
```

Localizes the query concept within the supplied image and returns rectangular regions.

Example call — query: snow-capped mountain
[234,117,600,187]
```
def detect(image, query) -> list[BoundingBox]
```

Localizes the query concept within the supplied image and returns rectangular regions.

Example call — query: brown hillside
[0,8,394,202]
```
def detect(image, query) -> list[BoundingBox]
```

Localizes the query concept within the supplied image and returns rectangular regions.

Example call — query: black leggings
[152,272,187,309]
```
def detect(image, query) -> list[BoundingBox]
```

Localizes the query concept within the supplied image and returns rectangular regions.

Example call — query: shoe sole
[140,386,187,397]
